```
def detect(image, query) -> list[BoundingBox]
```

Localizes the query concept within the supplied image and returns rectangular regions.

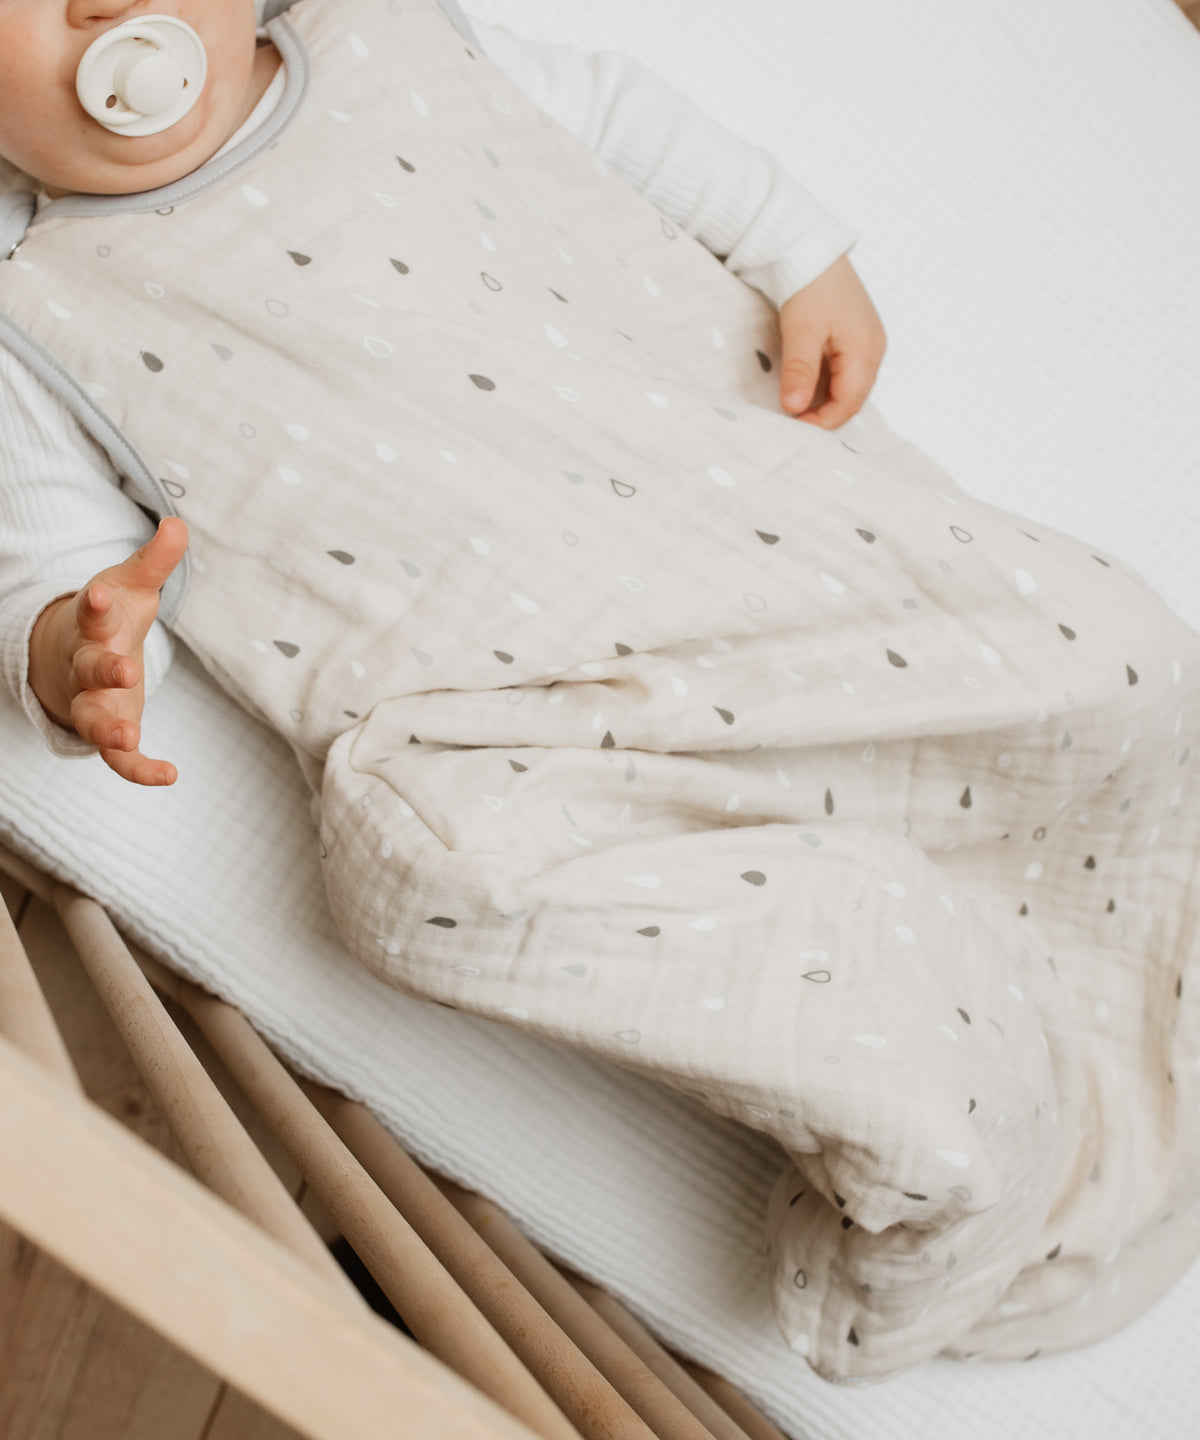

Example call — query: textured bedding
[3,0,1200,1432]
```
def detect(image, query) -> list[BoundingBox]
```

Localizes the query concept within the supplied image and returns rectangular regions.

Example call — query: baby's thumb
[779,328,824,416]
[123,516,189,592]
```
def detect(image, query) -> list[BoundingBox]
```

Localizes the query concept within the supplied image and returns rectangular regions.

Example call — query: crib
[3,1,1200,1436]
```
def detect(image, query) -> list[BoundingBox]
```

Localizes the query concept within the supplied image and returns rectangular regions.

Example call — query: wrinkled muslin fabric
[1,0,1198,1382]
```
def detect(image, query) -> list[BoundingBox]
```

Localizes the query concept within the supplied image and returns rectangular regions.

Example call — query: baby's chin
[47,100,228,198]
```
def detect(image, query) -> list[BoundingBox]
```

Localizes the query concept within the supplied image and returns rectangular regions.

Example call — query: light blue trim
[0,311,189,626]
[438,0,482,46]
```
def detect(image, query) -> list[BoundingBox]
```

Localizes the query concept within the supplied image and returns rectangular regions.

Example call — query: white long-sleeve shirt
[0,21,856,754]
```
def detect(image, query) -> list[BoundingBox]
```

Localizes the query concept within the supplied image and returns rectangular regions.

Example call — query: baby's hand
[778,255,886,429]
[28,518,189,787]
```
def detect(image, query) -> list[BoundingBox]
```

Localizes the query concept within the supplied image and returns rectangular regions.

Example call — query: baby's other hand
[28,517,189,787]
[778,255,886,429]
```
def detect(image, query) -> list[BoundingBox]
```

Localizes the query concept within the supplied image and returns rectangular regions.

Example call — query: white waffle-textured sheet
[3,1,1200,1436]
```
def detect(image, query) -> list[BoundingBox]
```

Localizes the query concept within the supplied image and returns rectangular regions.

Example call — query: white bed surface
[4,0,1200,1436]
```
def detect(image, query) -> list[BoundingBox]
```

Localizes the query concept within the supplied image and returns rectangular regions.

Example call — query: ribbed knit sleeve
[472,22,858,307]
[0,346,172,755]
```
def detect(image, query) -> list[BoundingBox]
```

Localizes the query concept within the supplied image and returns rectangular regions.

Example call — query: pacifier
[76,15,207,137]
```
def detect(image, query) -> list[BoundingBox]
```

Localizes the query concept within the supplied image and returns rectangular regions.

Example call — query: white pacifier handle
[76,16,207,138]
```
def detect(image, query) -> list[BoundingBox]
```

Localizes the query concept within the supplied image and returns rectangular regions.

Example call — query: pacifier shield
[76,15,207,137]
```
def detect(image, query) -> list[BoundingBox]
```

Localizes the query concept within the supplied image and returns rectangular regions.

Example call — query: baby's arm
[0,345,182,780]
[473,24,883,424]
[28,519,188,786]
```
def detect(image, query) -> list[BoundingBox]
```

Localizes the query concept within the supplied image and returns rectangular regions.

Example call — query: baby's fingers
[69,692,175,786]
[99,745,177,788]
[801,347,878,430]
[72,642,139,694]
[70,690,141,753]
[73,580,123,644]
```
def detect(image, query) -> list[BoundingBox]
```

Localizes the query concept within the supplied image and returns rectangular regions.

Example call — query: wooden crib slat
[0,843,53,903]
[134,951,584,1440]
[0,880,80,1088]
[49,885,356,1303]
[677,1366,790,1440]
[0,868,26,917]
[302,1080,661,1440]
[441,1184,724,1440]
[561,1273,754,1440]
[0,1033,538,1440]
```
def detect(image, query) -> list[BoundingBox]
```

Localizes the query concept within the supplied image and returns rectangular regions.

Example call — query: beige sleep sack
[1,0,1198,1381]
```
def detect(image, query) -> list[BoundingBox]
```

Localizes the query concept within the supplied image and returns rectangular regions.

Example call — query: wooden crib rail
[0,842,789,1440]
[0,1033,539,1440]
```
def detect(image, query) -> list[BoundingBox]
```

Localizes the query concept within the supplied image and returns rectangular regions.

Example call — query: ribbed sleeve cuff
[738,224,860,311]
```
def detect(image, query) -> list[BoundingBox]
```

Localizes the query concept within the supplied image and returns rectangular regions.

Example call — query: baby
[1,0,885,784]
[4,0,1200,1386]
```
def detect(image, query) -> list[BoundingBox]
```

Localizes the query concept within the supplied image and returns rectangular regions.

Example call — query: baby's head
[0,2,275,197]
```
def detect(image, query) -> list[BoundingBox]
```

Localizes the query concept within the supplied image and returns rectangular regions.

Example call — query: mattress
[3,0,1200,1436]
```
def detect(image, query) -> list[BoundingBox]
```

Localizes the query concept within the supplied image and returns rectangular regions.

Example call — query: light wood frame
[0,840,789,1440]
